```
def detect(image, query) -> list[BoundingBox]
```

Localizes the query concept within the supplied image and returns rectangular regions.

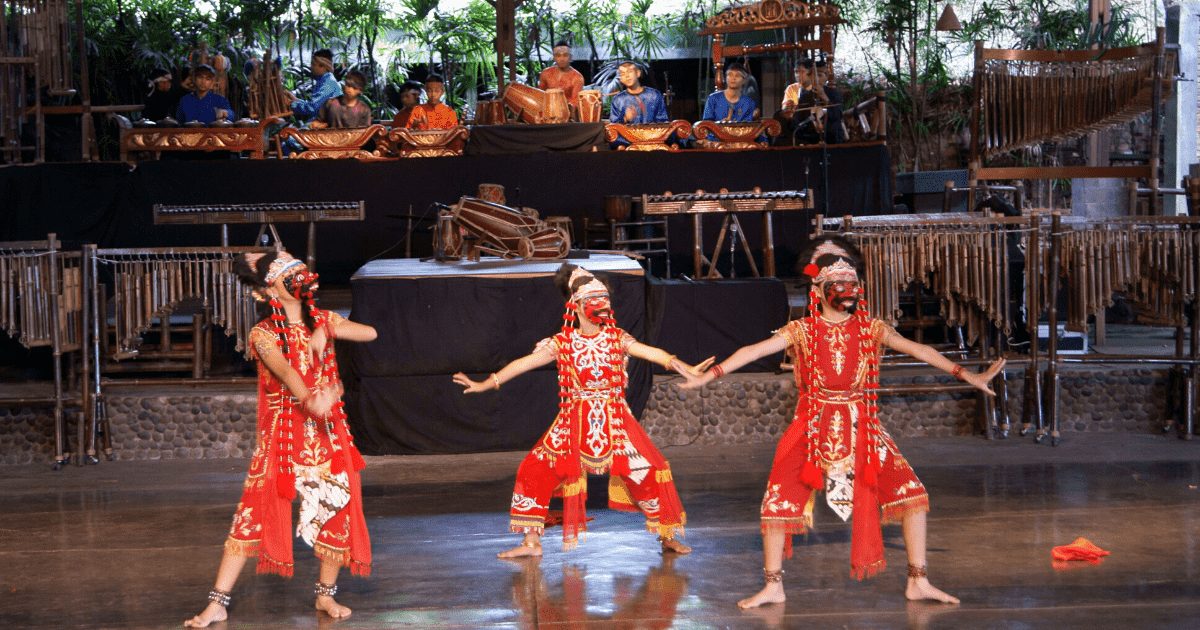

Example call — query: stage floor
[2,434,1198,629]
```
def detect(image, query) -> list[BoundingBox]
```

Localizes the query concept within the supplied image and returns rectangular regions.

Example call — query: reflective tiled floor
[2,434,1198,628]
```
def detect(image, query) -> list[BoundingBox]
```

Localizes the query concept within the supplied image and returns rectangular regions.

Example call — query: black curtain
[0,144,891,283]
[340,271,648,455]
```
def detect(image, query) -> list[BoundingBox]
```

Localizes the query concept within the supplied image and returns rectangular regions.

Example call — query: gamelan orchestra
[2,0,1198,628]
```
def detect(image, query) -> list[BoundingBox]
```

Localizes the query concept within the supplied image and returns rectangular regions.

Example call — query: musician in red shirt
[404,74,459,130]
[538,42,585,110]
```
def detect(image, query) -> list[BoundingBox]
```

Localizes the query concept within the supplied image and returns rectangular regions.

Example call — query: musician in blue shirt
[702,63,757,123]
[609,62,668,125]
[175,64,233,124]
[290,49,343,123]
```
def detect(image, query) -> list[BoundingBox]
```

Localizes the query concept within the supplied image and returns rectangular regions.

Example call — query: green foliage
[75,0,1160,166]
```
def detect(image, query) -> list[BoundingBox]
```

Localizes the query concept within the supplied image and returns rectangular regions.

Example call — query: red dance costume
[508,326,686,548]
[225,310,372,577]
[763,314,929,579]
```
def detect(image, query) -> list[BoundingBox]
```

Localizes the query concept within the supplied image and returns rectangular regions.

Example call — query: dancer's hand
[669,355,715,377]
[302,387,336,416]
[961,358,1006,396]
[673,364,715,390]
[453,372,493,394]
[309,326,328,363]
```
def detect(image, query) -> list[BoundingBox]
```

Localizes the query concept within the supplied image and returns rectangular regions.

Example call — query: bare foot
[660,538,692,554]
[905,577,960,604]
[497,542,542,559]
[315,595,352,619]
[183,602,227,628]
[737,582,786,609]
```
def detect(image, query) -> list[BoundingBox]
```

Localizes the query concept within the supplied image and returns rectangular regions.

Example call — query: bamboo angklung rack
[0,234,83,468]
[815,208,1200,446]
[968,28,1171,213]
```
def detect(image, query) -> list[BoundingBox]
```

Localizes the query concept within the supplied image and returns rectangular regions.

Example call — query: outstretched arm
[308,315,377,364]
[674,334,789,390]
[626,341,714,375]
[453,343,556,394]
[330,318,377,342]
[884,332,1006,396]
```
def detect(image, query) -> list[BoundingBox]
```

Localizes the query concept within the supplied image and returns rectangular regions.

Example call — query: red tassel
[276,473,295,500]
[611,456,630,477]
[803,263,820,278]
[861,459,878,487]
[350,447,366,471]
[800,460,823,489]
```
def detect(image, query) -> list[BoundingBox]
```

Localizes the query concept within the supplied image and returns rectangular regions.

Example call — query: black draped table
[339,256,794,456]
[465,123,608,155]
[340,255,651,455]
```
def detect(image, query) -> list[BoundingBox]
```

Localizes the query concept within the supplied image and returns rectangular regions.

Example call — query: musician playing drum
[538,42,586,111]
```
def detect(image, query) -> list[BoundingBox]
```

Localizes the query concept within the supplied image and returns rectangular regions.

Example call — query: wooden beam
[975,166,1152,180]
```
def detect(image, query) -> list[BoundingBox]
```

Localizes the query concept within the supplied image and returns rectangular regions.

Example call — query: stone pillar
[1166,1,1200,215]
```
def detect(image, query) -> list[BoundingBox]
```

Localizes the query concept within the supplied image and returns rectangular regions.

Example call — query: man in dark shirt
[143,68,185,121]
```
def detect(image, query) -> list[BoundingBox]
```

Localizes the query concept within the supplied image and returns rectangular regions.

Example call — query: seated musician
[311,70,372,129]
[404,74,459,130]
[538,42,585,112]
[610,61,668,125]
[391,80,423,128]
[814,59,846,144]
[780,59,810,114]
[144,67,185,122]
[290,49,342,124]
[175,64,233,125]
[790,59,846,145]
[701,62,758,123]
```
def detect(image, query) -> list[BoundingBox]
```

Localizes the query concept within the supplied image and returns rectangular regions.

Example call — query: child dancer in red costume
[185,250,377,627]
[454,264,711,558]
[676,236,1004,608]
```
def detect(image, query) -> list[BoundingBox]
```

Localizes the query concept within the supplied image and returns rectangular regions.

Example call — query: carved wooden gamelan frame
[698,0,842,89]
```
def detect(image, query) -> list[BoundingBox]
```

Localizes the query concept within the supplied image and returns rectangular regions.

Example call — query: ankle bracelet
[763,568,785,583]
[207,588,231,608]
[314,581,338,598]
[907,564,928,578]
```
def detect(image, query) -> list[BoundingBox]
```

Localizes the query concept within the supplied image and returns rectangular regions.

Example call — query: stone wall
[0,369,1179,465]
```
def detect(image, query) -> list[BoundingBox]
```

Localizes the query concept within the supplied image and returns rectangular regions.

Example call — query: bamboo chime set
[1,0,74,152]
[91,248,263,360]
[824,214,1200,350]
[246,50,293,121]
[1053,218,1200,333]
[3,0,73,93]
[0,240,82,351]
[976,44,1165,159]
[821,216,1023,345]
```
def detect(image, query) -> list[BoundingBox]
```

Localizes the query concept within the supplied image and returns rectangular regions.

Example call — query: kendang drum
[450,196,570,259]
[474,100,506,125]
[478,183,506,205]
[502,83,570,125]
[604,195,633,222]
[544,88,570,124]
[578,89,602,123]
